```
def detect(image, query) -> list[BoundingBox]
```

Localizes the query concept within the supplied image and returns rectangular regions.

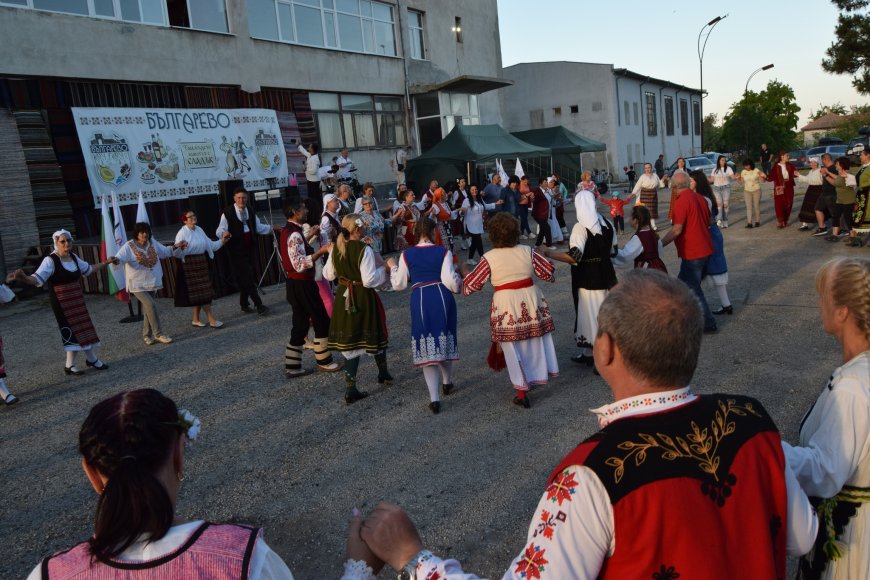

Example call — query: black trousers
[467,233,484,260]
[613,215,624,232]
[305,180,323,226]
[535,217,552,246]
[286,279,330,345]
[229,251,262,308]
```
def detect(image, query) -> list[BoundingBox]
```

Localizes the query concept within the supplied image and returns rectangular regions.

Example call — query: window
[635,144,641,162]
[664,95,674,136]
[570,105,579,114]
[626,144,632,166]
[645,92,657,136]
[167,0,229,32]
[623,101,630,126]
[693,101,701,135]
[311,92,406,149]
[553,106,561,117]
[591,102,602,112]
[453,16,462,43]
[680,99,689,136]
[633,102,639,126]
[530,109,544,129]
[248,0,396,56]
[5,0,168,24]
[408,9,425,59]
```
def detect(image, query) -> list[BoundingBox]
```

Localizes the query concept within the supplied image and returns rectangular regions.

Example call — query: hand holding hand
[346,508,384,574]
[495,199,505,205]
[108,257,120,266]
[458,261,470,277]
[222,231,232,241]
[176,241,189,250]
[309,225,320,237]
[361,501,424,572]
[385,257,398,270]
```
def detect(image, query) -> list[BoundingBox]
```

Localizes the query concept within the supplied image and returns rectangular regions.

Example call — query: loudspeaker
[187,194,222,237]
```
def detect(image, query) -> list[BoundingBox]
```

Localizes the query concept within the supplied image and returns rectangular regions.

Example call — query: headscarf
[52,229,73,252]
[574,189,602,235]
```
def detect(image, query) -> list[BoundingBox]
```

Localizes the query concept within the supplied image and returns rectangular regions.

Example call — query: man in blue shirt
[500,175,520,218]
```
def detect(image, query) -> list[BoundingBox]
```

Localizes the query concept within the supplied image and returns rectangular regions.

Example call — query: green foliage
[824,0,870,93]
[720,80,801,155]
[830,112,870,141]
[703,114,724,152]
[810,102,849,119]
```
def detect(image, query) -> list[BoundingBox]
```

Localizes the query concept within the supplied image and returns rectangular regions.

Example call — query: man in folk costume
[216,187,274,315]
[355,270,819,579]
[280,198,341,377]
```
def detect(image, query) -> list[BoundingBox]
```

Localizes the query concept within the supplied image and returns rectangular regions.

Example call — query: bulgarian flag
[100,192,128,301]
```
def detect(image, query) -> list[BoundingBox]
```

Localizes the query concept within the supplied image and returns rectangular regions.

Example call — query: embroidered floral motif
[515,544,548,579]
[534,509,567,540]
[595,388,694,426]
[411,332,458,365]
[603,399,761,505]
[545,470,578,506]
[652,564,681,579]
[129,240,158,268]
[490,300,555,341]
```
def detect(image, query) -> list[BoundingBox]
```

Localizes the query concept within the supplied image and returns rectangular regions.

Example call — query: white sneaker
[143,336,155,346]
[155,334,173,344]
[716,219,723,228]
[548,246,557,250]
[723,221,729,228]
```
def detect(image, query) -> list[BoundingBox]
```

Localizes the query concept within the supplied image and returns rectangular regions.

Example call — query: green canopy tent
[511,126,607,190]
[405,124,550,188]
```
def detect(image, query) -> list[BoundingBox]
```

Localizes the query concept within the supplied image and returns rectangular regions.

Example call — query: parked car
[667,156,716,178]
[788,149,808,169]
[847,136,868,156]
[806,144,848,160]
[818,136,844,146]
[701,152,737,172]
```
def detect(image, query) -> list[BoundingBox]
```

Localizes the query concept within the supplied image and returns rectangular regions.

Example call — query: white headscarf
[574,189,603,235]
[52,229,73,252]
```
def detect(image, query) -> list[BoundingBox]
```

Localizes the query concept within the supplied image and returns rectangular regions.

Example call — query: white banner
[72,107,289,205]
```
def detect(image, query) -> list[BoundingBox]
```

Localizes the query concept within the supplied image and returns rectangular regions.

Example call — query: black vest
[223,205,258,254]
[571,222,618,291]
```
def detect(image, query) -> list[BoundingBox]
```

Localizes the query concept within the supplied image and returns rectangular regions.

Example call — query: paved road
[0,185,858,578]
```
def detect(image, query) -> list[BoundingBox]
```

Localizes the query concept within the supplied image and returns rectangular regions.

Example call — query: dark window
[645,92,657,136]
[553,106,561,116]
[693,101,701,135]
[570,105,579,114]
[680,99,689,135]
[633,102,639,126]
[453,16,462,42]
[664,96,674,136]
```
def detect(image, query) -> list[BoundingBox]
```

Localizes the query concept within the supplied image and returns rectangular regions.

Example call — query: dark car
[806,145,848,160]
[788,150,808,169]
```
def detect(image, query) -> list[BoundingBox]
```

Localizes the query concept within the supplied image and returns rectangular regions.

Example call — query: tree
[703,114,724,151]
[810,102,849,119]
[719,80,801,155]
[824,0,870,93]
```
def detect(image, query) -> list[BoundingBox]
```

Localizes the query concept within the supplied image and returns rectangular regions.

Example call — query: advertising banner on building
[72,107,289,204]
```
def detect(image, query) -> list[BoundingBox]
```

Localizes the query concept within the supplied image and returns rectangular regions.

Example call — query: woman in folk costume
[390,188,421,251]
[8,230,116,375]
[463,212,558,409]
[174,210,231,328]
[544,189,617,366]
[631,162,663,230]
[324,214,393,405]
[387,218,465,414]
[612,204,667,272]
[543,177,565,244]
[765,150,798,228]
[425,187,457,253]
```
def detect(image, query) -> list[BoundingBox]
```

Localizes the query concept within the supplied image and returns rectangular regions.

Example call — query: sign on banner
[72,107,289,205]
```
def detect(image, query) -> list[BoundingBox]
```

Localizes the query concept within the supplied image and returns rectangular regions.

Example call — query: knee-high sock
[438,361,454,385]
[84,348,97,363]
[66,351,76,368]
[313,337,333,366]
[714,282,731,308]
[422,365,441,403]
[0,378,10,399]
[285,343,303,371]
[343,356,361,391]
[374,351,390,377]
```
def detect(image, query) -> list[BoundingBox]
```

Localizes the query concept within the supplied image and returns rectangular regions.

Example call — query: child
[612,205,667,272]
[600,191,630,234]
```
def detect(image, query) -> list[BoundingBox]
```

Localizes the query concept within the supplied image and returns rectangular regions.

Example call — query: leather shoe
[512,395,531,409]
[571,353,594,366]
[377,372,394,385]
[240,305,255,313]
[344,389,369,405]
[3,393,18,405]
[64,366,84,376]
[442,383,455,396]
[713,305,733,315]
[429,401,441,414]
[256,305,268,315]
[86,360,109,370]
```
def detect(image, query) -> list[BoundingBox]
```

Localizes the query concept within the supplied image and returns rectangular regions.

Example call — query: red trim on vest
[280,223,315,281]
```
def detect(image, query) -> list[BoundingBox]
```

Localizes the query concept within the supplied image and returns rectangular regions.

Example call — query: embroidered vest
[43,522,261,580]
[549,395,788,580]
[281,222,315,281]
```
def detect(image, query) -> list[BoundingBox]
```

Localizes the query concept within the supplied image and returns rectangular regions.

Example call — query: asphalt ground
[0,180,858,579]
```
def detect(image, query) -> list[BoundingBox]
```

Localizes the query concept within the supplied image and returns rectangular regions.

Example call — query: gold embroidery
[604,399,761,484]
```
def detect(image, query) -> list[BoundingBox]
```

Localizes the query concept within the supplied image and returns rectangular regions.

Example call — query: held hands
[359,502,424,572]
[174,241,189,250]
[458,261,470,277]
[495,199,505,205]
[385,257,398,270]
[346,508,384,574]
[222,231,232,242]
[107,257,120,266]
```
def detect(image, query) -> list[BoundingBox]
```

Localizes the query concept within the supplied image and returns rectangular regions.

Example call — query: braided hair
[79,389,184,559]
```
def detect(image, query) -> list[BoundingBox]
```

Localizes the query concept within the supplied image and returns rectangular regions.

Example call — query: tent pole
[466,162,471,185]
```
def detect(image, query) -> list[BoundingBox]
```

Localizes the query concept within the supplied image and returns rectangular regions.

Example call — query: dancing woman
[174,210,230,328]
[8,229,115,375]
[460,184,502,265]
[631,162,662,230]
[390,189,421,251]
[387,218,464,414]
[691,170,732,315]
[612,205,667,272]
[463,213,558,408]
[324,215,393,405]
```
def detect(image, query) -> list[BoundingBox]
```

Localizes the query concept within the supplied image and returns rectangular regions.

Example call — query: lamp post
[744,64,775,158]
[697,14,728,153]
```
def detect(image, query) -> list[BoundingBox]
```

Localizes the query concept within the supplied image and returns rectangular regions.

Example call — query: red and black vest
[549,394,788,580]
[280,222,315,281]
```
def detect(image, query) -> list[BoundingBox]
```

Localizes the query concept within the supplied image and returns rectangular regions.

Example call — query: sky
[496,0,868,129]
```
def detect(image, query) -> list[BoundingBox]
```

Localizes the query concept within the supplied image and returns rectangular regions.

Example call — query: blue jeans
[518,205,531,234]
[678,257,717,331]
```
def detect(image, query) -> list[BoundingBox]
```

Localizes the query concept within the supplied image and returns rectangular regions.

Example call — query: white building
[0,0,507,269]
[500,61,702,177]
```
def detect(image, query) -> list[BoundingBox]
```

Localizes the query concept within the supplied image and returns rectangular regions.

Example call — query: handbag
[774,186,785,196]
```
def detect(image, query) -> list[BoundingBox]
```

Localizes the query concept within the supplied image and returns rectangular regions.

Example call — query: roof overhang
[409,75,513,95]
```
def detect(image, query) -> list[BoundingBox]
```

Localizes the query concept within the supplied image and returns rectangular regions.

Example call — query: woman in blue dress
[387,217,465,414]
[690,170,733,315]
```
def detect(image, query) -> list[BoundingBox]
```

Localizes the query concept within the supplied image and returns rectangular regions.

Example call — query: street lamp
[697,14,728,152]
[744,64,774,157]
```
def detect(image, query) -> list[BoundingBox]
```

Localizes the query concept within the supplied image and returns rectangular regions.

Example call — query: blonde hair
[581,170,592,182]
[816,257,870,341]
[335,213,365,260]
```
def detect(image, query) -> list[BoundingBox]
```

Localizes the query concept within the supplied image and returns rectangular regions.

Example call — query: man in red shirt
[660,172,717,333]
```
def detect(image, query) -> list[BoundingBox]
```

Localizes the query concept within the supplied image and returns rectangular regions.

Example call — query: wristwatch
[397,550,432,580]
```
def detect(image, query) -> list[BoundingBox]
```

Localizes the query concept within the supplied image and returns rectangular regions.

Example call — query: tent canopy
[410,124,551,164]
[511,126,606,154]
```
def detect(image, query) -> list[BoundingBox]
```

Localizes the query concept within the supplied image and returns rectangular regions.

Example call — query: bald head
[597,269,703,388]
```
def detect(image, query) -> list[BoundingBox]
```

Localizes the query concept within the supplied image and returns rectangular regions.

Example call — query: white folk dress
[783,351,870,580]
[463,245,558,391]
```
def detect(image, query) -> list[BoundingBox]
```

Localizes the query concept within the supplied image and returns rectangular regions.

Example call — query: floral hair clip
[177,409,201,442]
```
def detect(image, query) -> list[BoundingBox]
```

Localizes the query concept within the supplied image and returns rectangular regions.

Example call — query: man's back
[671,189,713,260]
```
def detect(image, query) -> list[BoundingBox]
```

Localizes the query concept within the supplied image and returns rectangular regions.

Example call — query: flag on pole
[100,194,127,301]
[136,190,149,225]
[514,158,525,179]
[110,191,130,303]
[496,158,509,185]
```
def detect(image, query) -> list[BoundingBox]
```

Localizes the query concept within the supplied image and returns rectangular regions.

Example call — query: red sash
[493,278,533,292]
